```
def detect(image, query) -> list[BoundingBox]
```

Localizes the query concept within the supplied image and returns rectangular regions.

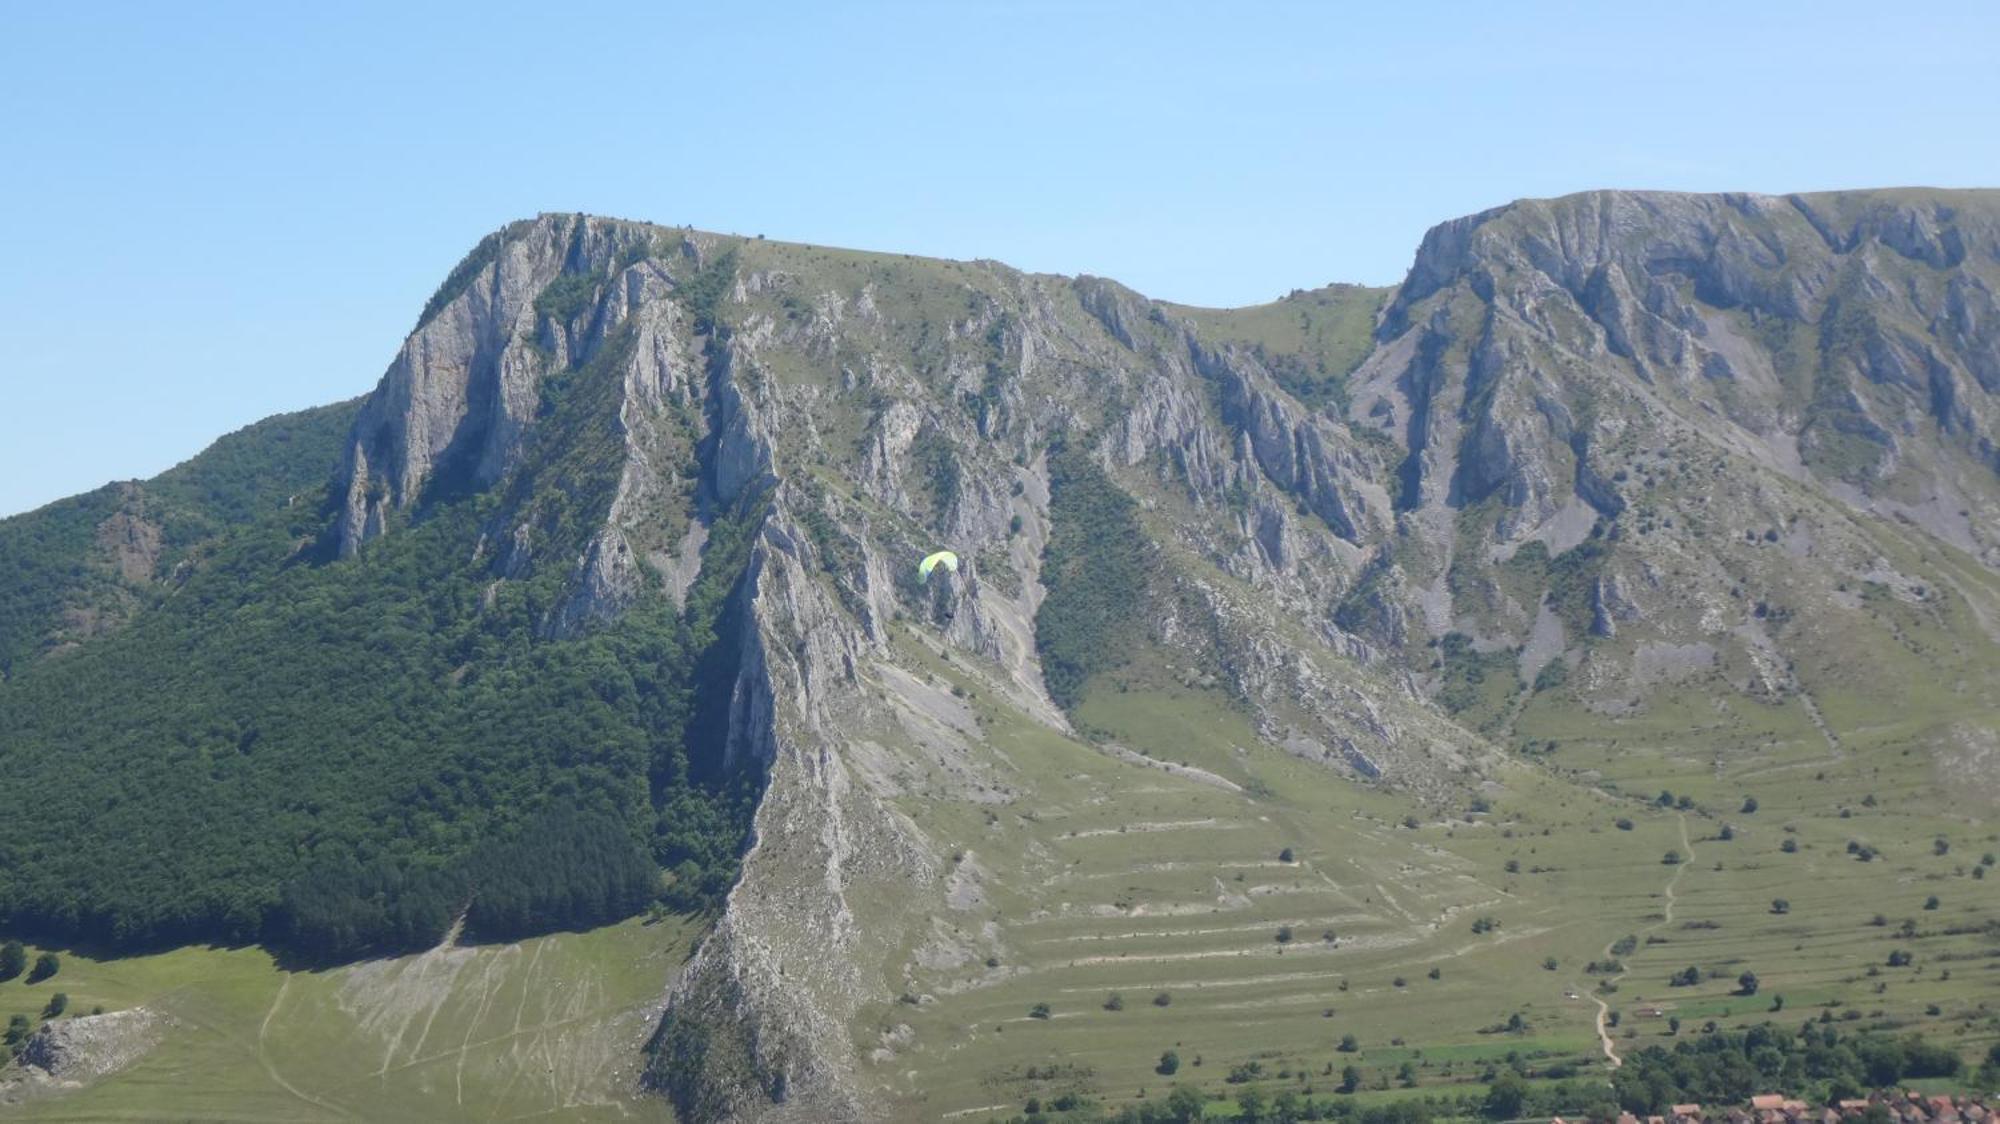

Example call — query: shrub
[532,269,606,323]
[1028,1002,1051,1019]
[1034,442,1148,709]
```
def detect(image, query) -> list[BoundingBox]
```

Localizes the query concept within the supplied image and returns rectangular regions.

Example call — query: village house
[1562,1092,1992,1124]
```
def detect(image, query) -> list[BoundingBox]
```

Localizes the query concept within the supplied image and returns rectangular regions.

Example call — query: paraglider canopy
[918,550,960,580]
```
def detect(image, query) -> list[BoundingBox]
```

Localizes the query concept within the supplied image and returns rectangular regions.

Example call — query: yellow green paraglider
[918,550,960,580]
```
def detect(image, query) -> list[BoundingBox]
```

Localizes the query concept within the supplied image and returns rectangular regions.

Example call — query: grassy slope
[856,616,1663,1120]
[1163,285,1390,411]
[848,569,1999,1122]
[0,918,690,1122]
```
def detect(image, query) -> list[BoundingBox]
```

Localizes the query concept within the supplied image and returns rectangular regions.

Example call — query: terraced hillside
[2,191,1997,1121]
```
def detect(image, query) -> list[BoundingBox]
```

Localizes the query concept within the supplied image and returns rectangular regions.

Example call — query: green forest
[0,362,759,961]
[1035,440,1150,710]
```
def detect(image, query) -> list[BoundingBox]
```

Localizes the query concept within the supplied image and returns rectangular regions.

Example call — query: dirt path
[1584,813,1694,1068]
[238,978,355,1119]
[1797,691,1841,752]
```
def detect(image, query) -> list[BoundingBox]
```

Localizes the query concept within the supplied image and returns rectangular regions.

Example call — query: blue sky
[4,1,1999,517]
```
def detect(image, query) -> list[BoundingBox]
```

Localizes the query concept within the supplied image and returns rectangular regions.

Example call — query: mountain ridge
[2,187,1997,1121]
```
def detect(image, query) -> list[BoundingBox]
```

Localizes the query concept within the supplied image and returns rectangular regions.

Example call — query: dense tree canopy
[0,377,760,959]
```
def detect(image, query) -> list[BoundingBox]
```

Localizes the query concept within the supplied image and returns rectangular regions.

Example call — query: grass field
[840,608,1999,1124]
[852,662,1705,1120]
[0,917,693,1122]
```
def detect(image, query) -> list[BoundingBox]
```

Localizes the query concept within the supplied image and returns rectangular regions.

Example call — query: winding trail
[237,976,355,1119]
[1585,812,1694,1068]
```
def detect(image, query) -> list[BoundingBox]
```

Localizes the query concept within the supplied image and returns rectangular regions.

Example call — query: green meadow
[0,918,691,1122]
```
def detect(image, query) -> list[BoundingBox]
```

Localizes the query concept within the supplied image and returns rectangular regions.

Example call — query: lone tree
[1338,1034,1359,1052]
[28,951,58,983]
[1157,1049,1181,1075]
[1340,1065,1363,1093]
[1165,1085,1205,1122]
[1737,970,1760,996]
[1771,898,1790,914]
[1484,1072,1529,1119]
[0,940,23,981]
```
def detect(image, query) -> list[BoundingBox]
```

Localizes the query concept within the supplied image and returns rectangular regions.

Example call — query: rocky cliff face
[1345,190,2000,728]
[313,192,2000,1119]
